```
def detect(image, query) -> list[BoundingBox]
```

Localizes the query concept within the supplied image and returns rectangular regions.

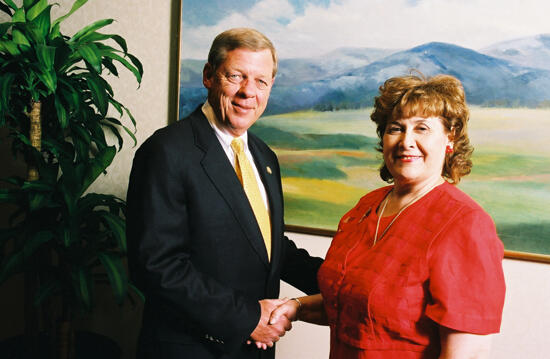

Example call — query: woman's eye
[387,126,401,133]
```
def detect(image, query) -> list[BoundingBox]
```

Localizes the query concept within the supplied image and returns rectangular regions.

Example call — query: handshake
[248,298,301,350]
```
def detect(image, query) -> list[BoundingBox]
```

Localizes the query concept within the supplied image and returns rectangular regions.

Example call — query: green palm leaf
[3,0,18,11]
[79,32,128,54]
[101,50,142,83]
[26,0,48,21]
[70,18,113,43]
[88,119,107,149]
[79,145,115,195]
[0,230,54,284]
[0,22,12,36]
[121,122,137,146]
[101,122,123,150]
[48,20,60,39]
[0,39,21,55]
[128,283,145,303]
[0,188,18,203]
[21,180,53,191]
[0,3,14,15]
[98,252,127,304]
[0,73,15,118]
[62,226,72,247]
[77,42,102,73]
[11,28,31,46]
[12,7,25,23]
[28,3,51,41]
[36,67,56,93]
[0,253,23,284]
[35,44,55,69]
[83,73,108,115]
[100,211,126,252]
[126,53,143,80]
[0,229,18,255]
[124,106,137,129]
[54,94,68,128]
[58,78,81,112]
[75,267,91,310]
[51,0,88,29]
[23,0,35,9]
[34,279,60,306]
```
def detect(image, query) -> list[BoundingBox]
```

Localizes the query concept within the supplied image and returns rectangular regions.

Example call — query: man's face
[203,48,275,137]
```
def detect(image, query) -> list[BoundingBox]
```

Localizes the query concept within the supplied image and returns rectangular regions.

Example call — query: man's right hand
[249,299,292,350]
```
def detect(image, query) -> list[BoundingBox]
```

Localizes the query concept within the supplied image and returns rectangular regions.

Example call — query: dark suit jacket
[126,107,323,359]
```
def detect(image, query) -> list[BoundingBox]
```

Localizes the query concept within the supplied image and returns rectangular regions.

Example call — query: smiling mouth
[398,155,422,161]
[233,102,254,111]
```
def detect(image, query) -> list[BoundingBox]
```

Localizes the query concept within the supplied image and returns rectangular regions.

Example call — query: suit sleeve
[264,146,323,295]
[280,236,324,294]
[126,134,260,353]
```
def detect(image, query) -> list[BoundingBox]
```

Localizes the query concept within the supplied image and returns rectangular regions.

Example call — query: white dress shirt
[202,101,270,211]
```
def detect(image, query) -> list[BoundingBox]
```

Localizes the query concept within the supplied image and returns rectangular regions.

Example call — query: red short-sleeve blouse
[317,182,506,359]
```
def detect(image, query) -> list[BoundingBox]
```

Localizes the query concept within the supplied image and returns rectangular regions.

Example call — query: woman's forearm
[270,293,328,326]
[294,293,328,325]
[439,326,493,359]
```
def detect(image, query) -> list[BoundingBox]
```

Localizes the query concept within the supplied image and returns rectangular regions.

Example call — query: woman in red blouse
[270,73,506,358]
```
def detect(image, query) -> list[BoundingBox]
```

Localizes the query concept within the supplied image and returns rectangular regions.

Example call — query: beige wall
[54,0,181,199]
[1,1,549,359]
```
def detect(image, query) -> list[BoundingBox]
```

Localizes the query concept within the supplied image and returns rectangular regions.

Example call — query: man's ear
[203,63,214,89]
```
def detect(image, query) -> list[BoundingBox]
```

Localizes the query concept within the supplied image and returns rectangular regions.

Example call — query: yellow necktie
[231,138,271,261]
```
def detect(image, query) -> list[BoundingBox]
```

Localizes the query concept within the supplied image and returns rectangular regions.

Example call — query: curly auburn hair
[370,72,473,184]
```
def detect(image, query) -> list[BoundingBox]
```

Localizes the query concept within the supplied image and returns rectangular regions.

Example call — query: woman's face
[383,115,451,187]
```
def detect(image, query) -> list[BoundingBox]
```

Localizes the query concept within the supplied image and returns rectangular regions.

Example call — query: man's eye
[257,79,268,89]
[227,74,242,82]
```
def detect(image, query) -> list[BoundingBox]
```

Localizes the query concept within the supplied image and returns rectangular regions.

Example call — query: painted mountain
[178,47,396,117]
[481,34,550,71]
[179,40,550,118]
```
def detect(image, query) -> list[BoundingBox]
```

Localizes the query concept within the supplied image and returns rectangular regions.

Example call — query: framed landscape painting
[179,0,550,262]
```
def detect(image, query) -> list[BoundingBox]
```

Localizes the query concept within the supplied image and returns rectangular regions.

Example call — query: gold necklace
[372,181,442,247]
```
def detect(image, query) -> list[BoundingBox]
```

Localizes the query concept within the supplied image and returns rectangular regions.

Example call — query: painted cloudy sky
[181,0,550,59]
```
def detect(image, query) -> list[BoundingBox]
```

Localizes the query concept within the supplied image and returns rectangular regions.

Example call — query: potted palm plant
[0,0,143,357]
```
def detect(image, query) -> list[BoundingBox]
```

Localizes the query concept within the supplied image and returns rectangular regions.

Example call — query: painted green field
[253,107,550,255]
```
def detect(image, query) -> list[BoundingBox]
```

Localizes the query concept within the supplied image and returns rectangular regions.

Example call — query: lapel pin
[266,166,272,174]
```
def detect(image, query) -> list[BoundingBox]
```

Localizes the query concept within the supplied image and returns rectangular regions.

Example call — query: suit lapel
[190,110,270,266]
[248,135,283,268]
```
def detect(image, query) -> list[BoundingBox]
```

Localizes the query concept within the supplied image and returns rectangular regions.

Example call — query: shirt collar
[202,100,249,149]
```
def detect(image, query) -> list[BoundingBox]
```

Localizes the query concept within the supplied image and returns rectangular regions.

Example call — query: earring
[446,144,454,154]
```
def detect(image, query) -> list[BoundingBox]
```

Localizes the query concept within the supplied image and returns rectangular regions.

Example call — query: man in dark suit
[126,28,323,359]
